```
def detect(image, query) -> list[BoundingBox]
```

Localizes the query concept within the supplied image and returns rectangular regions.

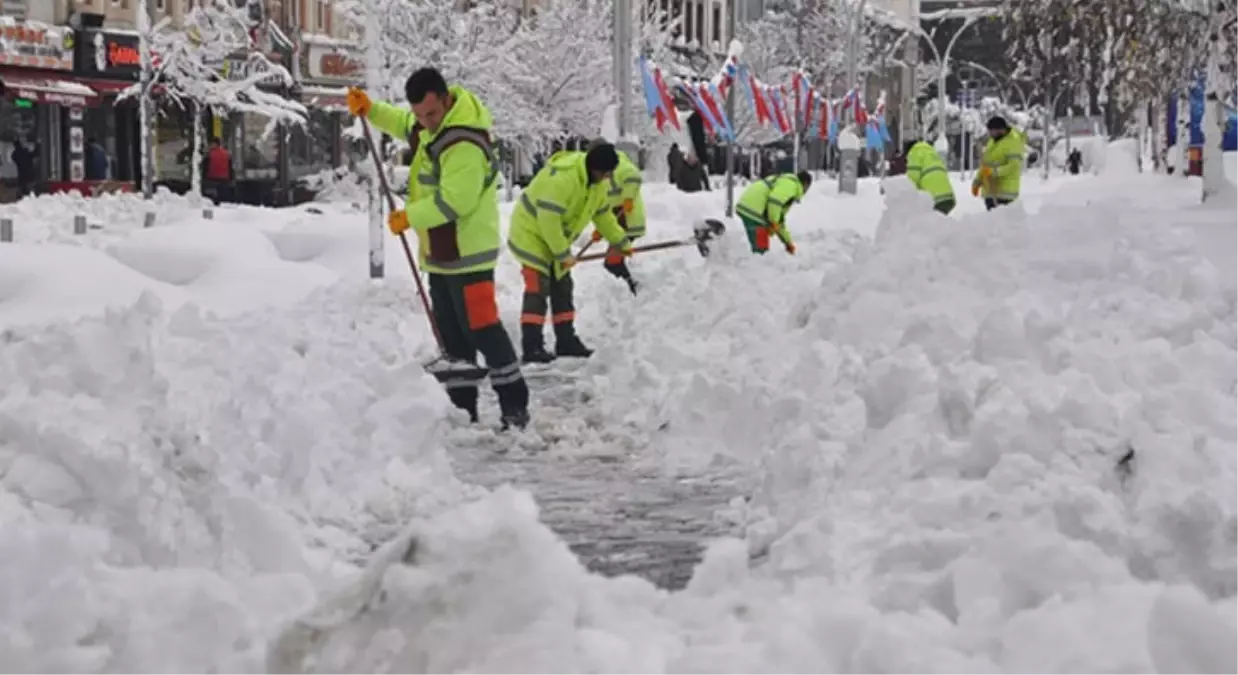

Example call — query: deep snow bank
[273,173,1236,672]
[0,283,474,671]
[0,195,385,328]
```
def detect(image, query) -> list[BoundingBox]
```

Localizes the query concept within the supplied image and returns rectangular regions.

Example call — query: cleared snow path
[451,441,745,590]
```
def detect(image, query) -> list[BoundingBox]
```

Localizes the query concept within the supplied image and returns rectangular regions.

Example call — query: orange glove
[623,198,635,214]
[971,182,981,197]
[347,87,372,117]
[769,221,782,233]
[387,210,409,235]
[979,166,993,182]
[559,255,577,272]
[591,229,602,243]
[785,242,796,255]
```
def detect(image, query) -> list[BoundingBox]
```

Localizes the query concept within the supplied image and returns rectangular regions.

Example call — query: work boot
[626,278,640,296]
[521,324,556,364]
[554,325,594,358]
[500,409,530,432]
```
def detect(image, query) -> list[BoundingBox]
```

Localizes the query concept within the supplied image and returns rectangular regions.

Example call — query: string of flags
[638,42,892,150]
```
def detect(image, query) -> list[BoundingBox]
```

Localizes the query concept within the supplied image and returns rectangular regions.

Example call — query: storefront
[73,25,142,187]
[294,36,361,181]
[0,19,94,200]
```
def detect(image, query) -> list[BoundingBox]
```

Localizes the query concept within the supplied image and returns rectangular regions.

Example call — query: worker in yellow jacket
[589,145,645,294]
[972,116,1026,211]
[735,171,811,255]
[507,144,633,363]
[347,68,528,430]
[903,139,956,214]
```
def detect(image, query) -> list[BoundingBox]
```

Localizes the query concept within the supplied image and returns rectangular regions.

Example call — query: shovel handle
[577,239,691,262]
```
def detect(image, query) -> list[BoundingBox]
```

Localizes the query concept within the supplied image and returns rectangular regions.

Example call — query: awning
[4,75,98,107]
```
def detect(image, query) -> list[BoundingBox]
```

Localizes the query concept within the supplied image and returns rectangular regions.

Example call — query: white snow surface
[0,167,1235,672]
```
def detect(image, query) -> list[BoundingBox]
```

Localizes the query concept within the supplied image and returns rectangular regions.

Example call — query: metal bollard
[0,218,11,243]
[144,211,156,228]
[203,208,214,220]
[73,215,86,235]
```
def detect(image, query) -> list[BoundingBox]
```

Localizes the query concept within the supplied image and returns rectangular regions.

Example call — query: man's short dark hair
[796,170,812,190]
[585,143,620,175]
[903,140,917,156]
[405,68,449,104]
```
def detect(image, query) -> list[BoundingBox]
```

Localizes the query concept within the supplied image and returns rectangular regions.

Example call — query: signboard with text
[303,42,361,85]
[74,29,142,79]
[0,21,74,70]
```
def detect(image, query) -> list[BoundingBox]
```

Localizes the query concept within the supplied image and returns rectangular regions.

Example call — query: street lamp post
[837,0,868,196]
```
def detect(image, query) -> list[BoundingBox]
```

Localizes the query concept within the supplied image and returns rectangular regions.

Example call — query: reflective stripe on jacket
[367,85,501,274]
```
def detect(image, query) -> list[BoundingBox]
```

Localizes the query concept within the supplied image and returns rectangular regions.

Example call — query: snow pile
[0,199,396,328]
[0,188,205,244]
[0,283,473,671]
[271,166,1236,671]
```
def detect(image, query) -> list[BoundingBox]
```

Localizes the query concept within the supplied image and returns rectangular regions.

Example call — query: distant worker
[735,171,811,255]
[972,116,1025,211]
[903,139,956,215]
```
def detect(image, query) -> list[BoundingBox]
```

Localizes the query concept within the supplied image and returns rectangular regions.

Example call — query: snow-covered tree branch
[123,0,306,194]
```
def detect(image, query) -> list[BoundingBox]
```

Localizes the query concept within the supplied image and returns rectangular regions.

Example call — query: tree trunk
[1201,1,1233,203]
[365,4,384,279]
[1177,93,1190,175]
[191,101,204,199]
[138,0,153,199]
[1149,100,1162,173]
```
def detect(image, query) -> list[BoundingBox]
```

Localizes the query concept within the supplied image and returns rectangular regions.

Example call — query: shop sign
[75,29,143,79]
[0,21,75,71]
[221,54,288,87]
[305,43,361,84]
[9,84,93,107]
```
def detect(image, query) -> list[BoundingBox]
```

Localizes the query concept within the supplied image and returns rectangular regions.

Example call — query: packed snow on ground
[0,163,1235,673]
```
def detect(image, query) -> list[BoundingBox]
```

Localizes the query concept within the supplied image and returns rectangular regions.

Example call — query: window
[155,0,165,12]
[694,1,704,45]
[683,0,692,42]
[712,4,720,44]
[315,0,325,30]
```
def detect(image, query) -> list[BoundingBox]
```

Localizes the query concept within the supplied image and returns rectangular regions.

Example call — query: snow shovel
[358,117,488,386]
[577,219,726,262]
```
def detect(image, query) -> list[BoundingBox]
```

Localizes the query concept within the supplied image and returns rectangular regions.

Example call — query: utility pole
[724,0,737,217]
[138,0,154,199]
[365,2,384,279]
[613,0,638,162]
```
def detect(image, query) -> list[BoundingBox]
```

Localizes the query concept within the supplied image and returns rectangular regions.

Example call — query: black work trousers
[984,197,1014,211]
[519,267,578,349]
[428,270,528,419]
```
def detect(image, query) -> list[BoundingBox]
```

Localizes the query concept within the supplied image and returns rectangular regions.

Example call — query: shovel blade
[693,218,727,257]
[423,356,488,386]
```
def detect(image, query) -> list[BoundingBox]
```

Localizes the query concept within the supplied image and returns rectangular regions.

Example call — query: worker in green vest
[347,68,529,431]
[972,116,1026,210]
[903,139,956,214]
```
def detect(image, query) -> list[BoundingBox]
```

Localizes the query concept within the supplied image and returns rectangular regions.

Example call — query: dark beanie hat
[987,116,1009,131]
[796,170,813,190]
[585,143,620,174]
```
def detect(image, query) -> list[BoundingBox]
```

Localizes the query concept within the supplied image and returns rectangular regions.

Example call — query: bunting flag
[817,97,831,140]
[636,45,888,146]
[639,56,668,132]
[652,67,681,131]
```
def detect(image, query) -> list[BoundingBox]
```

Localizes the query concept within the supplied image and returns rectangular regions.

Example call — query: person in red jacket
[204,138,234,203]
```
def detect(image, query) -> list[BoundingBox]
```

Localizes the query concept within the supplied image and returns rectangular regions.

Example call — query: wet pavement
[453,447,744,590]
[449,366,745,591]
